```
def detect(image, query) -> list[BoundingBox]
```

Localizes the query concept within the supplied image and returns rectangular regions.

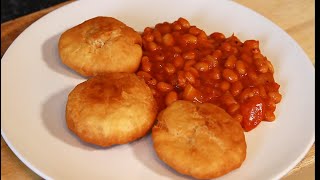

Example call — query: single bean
[157,82,173,92]
[222,69,238,83]
[165,91,178,106]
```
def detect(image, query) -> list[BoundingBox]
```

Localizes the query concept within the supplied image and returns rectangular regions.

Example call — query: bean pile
[136,17,282,131]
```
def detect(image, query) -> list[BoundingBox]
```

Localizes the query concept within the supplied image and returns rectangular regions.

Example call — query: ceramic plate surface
[1,0,315,179]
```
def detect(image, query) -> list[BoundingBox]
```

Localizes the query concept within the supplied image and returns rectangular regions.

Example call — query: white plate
[1,0,315,179]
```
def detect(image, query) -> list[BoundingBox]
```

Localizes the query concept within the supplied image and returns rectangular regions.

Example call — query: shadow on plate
[41,33,83,79]
[41,87,112,151]
[130,134,194,180]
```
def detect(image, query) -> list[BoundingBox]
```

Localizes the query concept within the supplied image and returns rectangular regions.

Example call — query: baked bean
[265,111,275,121]
[178,17,190,29]
[147,78,157,86]
[141,56,149,63]
[184,60,196,69]
[155,73,165,82]
[221,42,231,51]
[142,60,152,72]
[194,61,209,72]
[153,30,162,43]
[231,47,239,54]
[207,39,215,44]
[177,71,187,87]
[228,103,240,114]
[252,54,263,61]
[162,33,175,46]
[187,67,199,77]
[259,65,269,73]
[212,50,222,60]
[241,53,253,64]
[185,71,196,84]
[173,46,182,53]
[164,63,176,75]
[235,60,246,75]
[247,70,258,80]
[239,88,255,102]
[252,88,260,96]
[230,81,243,96]
[252,48,260,54]
[256,73,274,85]
[172,21,182,31]
[210,32,226,40]
[147,42,158,51]
[201,42,214,50]
[137,71,152,80]
[266,60,274,73]
[157,82,173,92]
[173,56,184,68]
[222,69,238,83]
[155,54,165,61]
[233,114,243,122]
[182,34,198,44]
[210,67,221,80]
[203,55,218,68]
[157,22,171,34]
[197,31,208,41]
[150,88,157,95]
[268,92,282,103]
[144,27,153,33]
[183,84,201,102]
[266,99,276,110]
[144,33,154,42]
[244,40,259,49]
[165,91,178,106]
[182,51,196,60]
[254,56,264,66]
[211,88,222,97]
[221,93,237,106]
[219,81,230,91]
[225,55,237,69]
[258,85,267,98]
[189,26,201,35]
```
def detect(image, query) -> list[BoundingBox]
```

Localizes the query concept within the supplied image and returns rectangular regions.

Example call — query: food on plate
[58,16,142,77]
[65,73,157,147]
[152,100,246,179]
[138,17,282,131]
[58,15,282,178]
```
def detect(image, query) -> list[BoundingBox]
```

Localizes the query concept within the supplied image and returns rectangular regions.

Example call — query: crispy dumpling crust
[152,100,246,179]
[66,73,157,147]
[59,16,142,77]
